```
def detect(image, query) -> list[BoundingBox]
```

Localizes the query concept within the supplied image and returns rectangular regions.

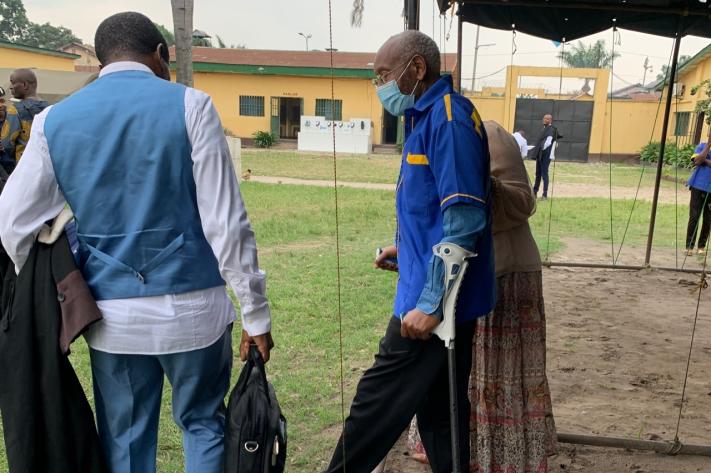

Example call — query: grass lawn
[242,149,402,184]
[242,149,692,191]
[0,177,695,472]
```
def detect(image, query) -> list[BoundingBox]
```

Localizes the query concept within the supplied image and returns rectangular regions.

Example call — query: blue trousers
[533,149,552,198]
[90,328,233,473]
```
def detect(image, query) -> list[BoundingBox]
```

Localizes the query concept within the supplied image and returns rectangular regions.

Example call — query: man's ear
[412,55,427,81]
[152,44,171,81]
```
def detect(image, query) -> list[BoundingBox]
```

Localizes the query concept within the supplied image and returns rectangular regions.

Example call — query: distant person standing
[685,129,711,256]
[532,114,561,200]
[0,87,22,176]
[512,129,528,159]
[10,68,48,160]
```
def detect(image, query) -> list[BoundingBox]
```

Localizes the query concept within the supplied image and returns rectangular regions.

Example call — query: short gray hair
[391,30,441,76]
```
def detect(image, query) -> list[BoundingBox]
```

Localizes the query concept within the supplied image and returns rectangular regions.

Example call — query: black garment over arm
[0,234,107,473]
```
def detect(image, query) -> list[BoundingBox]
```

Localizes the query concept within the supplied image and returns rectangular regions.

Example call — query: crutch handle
[432,243,476,348]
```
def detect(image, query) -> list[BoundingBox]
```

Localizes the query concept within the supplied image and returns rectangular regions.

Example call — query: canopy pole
[645,24,683,266]
[542,261,706,275]
[455,1,463,92]
[406,0,420,30]
[558,433,711,457]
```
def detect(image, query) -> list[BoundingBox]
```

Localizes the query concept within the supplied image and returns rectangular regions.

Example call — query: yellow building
[58,42,100,72]
[664,45,711,147]
[0,40,78,72]
[172,47,457,145]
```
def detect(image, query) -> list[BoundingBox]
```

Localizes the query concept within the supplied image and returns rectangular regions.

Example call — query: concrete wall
[464,66,676,159]
[597,100,663,157]
[470,96,506,125]
[0,46,76,72]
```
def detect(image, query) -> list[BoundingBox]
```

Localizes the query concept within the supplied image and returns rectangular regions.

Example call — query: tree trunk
[171,0,194,86]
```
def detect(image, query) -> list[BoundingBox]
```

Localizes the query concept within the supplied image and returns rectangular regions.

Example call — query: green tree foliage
[639,141,695,168]
[192,36,212,47]
[216,34,226,48]
[558,39,620,69]
[656,55,691,83]
[0,0,29,42]
[23,22,79,49]
[154,23,175,46]
[252,130,276,148]
[691,79,711,126]
[0,0,80,49]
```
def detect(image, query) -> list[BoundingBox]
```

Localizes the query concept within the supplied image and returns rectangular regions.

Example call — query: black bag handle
[240,344,272,405]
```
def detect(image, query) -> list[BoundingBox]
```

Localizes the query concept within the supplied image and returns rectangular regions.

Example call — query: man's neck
[415,76,440,101]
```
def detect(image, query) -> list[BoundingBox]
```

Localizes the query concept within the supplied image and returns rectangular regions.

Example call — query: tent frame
[406,0,711,457]
[422,0,694,268]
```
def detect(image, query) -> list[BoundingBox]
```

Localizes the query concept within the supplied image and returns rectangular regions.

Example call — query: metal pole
[406,0,420,30]
[645,25,683,265]
[447,344,461,473]
[542,260,707,275]
[558,433,711,457]
[471,25,480,91]
[456,1,463,92]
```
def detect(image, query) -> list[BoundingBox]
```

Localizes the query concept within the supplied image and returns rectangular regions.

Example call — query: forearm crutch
[432,243,476,473]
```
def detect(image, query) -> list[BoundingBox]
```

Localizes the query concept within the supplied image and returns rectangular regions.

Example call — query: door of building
[382,109,399,144]
[279,97,303,139]
[514,98,594,162]
[270,97,280,138]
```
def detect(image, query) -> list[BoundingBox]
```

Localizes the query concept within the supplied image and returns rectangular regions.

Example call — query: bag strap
[249,345,272,406]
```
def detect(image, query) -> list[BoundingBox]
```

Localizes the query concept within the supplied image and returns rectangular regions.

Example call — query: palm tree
[656,55,690,84]
[558,39,620,94]
[170,0,194,86]
[558,39,620,68]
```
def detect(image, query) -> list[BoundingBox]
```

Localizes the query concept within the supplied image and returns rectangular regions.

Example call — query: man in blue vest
[325,30,495,473]
[0,12,273,473]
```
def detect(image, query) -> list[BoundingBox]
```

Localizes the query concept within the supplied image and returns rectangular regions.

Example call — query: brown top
[485,121,542,277]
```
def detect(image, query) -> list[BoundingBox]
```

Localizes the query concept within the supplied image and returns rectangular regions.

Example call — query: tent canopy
[437,1,711,41]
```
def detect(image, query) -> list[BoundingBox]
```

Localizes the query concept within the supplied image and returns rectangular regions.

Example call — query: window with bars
[315,98,343,121]
[239,95,265,117]
[674,111,691,136]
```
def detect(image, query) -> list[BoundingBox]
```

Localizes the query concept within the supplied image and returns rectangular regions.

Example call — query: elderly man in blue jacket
[325,30,495,473]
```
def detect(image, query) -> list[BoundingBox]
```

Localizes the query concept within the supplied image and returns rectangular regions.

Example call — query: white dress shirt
[0,62,271,354]
[512,132,528,159]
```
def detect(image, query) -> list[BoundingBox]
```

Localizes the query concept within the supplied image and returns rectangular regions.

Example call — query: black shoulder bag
[224,346,287,473]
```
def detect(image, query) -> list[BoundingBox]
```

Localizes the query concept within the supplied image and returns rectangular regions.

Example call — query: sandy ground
[249,176,688,205]
[249,176,710,471]
[379,238,711,473]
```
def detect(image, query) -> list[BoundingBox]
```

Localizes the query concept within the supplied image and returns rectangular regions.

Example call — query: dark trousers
[686,187,711,250]
[325,317,474,473]
[533,149,552,197]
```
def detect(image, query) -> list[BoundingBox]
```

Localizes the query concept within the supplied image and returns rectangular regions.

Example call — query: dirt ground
[380,238,711,473]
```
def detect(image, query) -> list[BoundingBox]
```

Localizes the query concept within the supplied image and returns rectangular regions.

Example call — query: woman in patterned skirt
[407,121,557,473]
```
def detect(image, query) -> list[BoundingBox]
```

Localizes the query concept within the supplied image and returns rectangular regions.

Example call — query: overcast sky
[24,0,711,91]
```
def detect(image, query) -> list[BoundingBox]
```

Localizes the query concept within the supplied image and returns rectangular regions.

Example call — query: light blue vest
[44,70,224,300]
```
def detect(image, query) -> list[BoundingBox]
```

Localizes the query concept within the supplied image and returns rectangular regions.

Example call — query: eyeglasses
[372,58,413,87]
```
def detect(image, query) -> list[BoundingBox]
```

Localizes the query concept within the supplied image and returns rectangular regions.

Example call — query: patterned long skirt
[408,271,557,473]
